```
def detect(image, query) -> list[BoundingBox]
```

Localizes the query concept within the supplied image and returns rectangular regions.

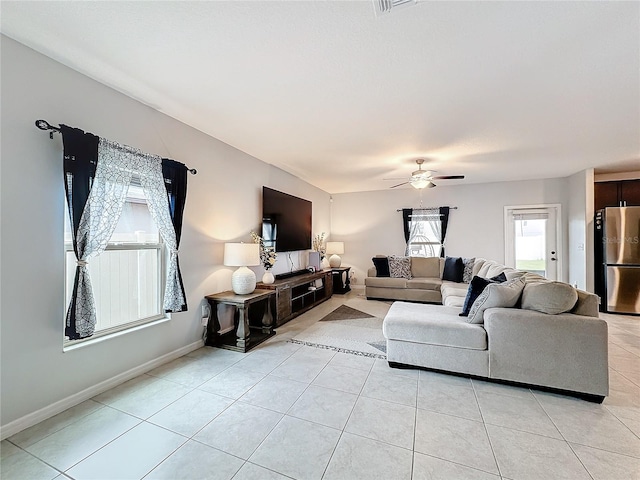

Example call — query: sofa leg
[583,394,605,404]
[388,361,413,370]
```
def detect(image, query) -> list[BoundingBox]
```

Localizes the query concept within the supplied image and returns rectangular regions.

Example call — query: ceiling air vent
[374,0,417,16]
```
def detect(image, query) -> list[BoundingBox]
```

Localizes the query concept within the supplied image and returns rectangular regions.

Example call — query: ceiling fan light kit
[410,178,434,189]
[389,159,465,189]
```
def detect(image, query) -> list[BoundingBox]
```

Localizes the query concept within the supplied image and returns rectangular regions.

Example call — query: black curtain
[402,208,412,243]
[161,158,188,312]
[439,206,450,257]
[60,125,99,339]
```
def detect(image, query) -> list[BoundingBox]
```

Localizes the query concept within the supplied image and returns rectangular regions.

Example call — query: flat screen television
[262,187,312,252]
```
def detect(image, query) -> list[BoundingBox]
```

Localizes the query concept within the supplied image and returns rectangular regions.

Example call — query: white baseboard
[0,339,204,440]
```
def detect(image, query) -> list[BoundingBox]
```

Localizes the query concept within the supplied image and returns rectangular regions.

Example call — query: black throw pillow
[372,257,390,277]
[459,273,508,316]
[442,256,464,282]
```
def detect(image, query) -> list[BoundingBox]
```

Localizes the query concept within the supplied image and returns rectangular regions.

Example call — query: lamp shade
[326,241,344,255]
[223,243,260,267]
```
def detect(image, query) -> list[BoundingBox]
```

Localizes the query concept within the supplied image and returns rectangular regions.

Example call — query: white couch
[376,257,609,402]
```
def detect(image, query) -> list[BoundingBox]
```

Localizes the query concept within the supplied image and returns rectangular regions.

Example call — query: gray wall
[0,36,330,429]
[330,177,572,286]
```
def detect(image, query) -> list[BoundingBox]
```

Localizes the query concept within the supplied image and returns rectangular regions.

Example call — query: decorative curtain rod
[396,206,457,212]
[35,119,197,174]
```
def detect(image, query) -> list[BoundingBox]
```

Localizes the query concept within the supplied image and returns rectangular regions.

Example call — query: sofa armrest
[367,267,377,277]
[484,308,608,396]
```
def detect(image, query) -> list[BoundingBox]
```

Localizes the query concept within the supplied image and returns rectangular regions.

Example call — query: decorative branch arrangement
[251,232,278,270]
[313,232,326,260]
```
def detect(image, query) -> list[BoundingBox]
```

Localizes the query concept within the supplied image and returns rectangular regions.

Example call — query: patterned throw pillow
[388,255,412,279]
[462,257,475,283]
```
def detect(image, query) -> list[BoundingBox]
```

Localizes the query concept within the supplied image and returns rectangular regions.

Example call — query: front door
[504,205,560,280]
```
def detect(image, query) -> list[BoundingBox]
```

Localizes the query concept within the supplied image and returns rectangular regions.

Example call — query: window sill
[63,315,170,352]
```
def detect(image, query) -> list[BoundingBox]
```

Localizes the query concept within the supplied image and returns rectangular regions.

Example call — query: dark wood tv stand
[257,270,333,327]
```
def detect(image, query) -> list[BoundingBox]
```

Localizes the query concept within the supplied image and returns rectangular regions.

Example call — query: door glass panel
[505,206,558,281]
[514,218,547,276]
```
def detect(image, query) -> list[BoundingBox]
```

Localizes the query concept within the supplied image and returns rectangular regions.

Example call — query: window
[64,181,166,342]
[406,211,443,257]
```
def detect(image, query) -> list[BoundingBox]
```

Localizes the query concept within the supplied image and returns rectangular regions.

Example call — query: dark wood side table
[332,267,351,294]
[204,289,275,353]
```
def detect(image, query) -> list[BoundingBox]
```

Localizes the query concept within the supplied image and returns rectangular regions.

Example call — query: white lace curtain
[404,208,442,257]
[68,138,185,337]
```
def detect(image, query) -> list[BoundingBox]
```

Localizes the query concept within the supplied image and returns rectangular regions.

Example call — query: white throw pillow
[467,277,525,324]
[521,281,578,314]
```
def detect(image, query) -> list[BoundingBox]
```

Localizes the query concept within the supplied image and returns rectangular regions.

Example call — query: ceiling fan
[389,159,465,189]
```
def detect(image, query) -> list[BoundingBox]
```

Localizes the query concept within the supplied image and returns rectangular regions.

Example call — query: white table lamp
[224,243,260,295]
[326,241,344,268]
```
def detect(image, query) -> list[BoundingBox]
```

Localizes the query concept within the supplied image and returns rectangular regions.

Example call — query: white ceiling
[2,1,639,193]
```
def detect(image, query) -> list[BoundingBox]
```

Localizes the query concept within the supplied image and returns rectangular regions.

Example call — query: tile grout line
[471,378,503,479]
[532,393,597,480]
[220,345,337,473]
[3,438,66,479]
[318,351,389,478]
[6,401,106,451]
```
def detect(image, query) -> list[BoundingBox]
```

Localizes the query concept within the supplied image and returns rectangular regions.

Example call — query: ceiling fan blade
[390,181,409,189]
[431,175,465,180]
[383,177,408,181]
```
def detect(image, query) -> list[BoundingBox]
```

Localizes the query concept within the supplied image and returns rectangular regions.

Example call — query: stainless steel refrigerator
[595,206,640,314]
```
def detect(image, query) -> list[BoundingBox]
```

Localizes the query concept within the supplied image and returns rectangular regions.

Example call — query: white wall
[0,36,330,430]
[331,178,569,285]
[567,169,595,291]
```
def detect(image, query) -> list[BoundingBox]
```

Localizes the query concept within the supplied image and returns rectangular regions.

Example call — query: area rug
[289,305,387,359]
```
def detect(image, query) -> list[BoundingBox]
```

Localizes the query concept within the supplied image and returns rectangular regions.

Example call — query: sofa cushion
[472,258,486,277]
[411,256,441,278]
[443,256,464,282]
[467,277,526,324]
[477,261,516,279]
[365,277,407,289]
[440,280,469,307]
[406,278,442,291]
[389,255,412,279]
[460,273,507,317]
[441,281,469,298]
[372,257,390,277]
[383,303,487,350]
[462,257,475,283]
[521,281,578,314]
[505,271,546,283]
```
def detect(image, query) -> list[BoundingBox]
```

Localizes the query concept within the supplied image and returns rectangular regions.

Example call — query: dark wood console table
[205,289,275,352]
[332,267,351,294]
[257,270,333,327]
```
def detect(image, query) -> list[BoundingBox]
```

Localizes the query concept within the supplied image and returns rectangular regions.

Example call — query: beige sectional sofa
[365,256,444,303]
[366,256,609,402]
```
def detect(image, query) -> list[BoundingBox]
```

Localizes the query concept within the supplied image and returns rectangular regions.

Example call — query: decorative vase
[321,257,330,269]
[262,270,275,285]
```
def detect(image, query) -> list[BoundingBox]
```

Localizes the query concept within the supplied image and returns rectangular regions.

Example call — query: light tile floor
[2,291,640,480]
